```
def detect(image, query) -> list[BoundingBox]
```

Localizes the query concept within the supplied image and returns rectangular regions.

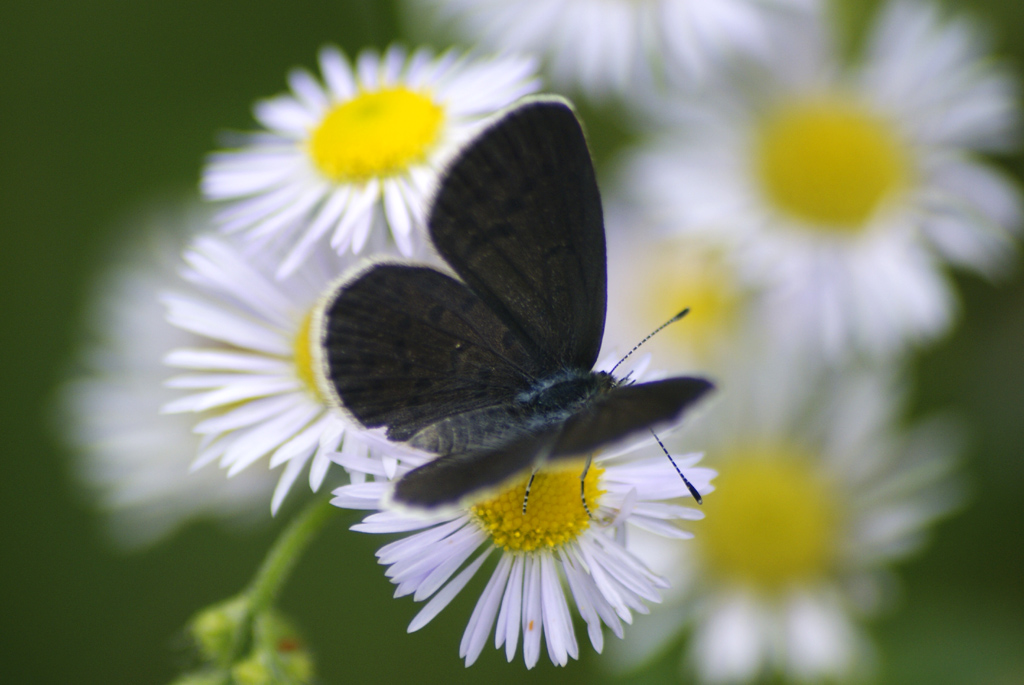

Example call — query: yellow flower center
[292,310,323,402]
[699,447,839,590]
[471,463,605,552]
[641,244,743,362]
[308,87,444,182]
[754,97,911,232]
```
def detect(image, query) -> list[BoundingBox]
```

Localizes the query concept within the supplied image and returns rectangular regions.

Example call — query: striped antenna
[609,308,690,377]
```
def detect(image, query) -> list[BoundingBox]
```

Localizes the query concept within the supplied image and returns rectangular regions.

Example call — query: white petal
[161,377,298,414]
[522,555,543,669]
[331,181,379,251]
[193,394,297,435]
[224,401,319,475]
[269,415,327,469]
[245,184,327,242]
[460,553,513,666]
[690,594,766,683]
[276,186,352,278]
[382,45,407,85]
[561,550,606,651]
[540,552,578,666]
[785,594,860,681]
[287,68,328,114]
[356,50,381,89]
[163,348,287,374]
[409,527,486,600]
[319,46,355,99]
[161,294,289,356]
[253,96,317,133]
[203,151,298,198]
[308,448,333,492]
[495,554,525,662]
[271,450,312,514]
[352,513,448,534]
[376,517,467,564]
[408,547,492,632]
[383,178,413,238]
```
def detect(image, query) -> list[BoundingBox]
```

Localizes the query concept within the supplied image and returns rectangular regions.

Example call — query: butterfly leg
[521,468,539,515]
[579,453,595,520]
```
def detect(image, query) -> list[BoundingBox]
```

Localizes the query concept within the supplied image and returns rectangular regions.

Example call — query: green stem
[247,496,337,614]
[223,496,337,664]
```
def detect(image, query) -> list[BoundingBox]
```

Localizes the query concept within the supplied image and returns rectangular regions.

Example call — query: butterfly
[314,97,713,510]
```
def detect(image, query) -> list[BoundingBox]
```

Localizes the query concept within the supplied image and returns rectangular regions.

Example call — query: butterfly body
[401,368,614,455]
[514,368,615,420]
[316,97,712,510]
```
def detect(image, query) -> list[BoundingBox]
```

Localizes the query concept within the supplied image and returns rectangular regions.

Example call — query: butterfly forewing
[429,98,607,374]
[322,265,544,442]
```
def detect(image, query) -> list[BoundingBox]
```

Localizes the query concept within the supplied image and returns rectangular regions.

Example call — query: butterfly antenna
[609,308,690,377]
[650,429,703,504]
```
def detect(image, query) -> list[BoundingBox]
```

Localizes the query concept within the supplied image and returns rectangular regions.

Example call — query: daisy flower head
[331,380,715,669]
[625,0,1022,360]
[59,207,276,548]
[613,352,962,683]
[605,201,753,374]
[408,0,818,100]
[160,231,401,514]
[202,45,540,278]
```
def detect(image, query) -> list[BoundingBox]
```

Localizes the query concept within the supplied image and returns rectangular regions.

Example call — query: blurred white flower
[59,207,276,548]
[160,232,392,514]
[612,352,962,682]
[605,203,753,375]
[331,438,714,669]
[203,45,539,278]
[409,0,815,99]
[624,1,1021,360]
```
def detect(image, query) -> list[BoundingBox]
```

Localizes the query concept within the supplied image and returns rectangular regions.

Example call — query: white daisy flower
[605,202,754,374]
[624,1,1022,359]
[612,354,962,683]
[331,435,714,668]
[58,208,276,548]
[160,232,391,513]
[202,45,540,278]
[409,0,815,99]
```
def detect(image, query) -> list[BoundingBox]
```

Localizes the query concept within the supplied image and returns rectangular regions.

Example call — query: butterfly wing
[320,264,546,442]
[551,377,714,457]
[428,97,606,374]
[391,377,714,509]
[392,429,561,509]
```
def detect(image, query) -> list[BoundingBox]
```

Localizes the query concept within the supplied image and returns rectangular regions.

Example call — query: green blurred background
[1,1,1021,682]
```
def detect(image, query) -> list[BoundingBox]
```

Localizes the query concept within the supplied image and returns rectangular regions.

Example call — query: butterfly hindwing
[321,264,544,442]
[428,98,607,374]
[392,429,560,509]
[391,377,714,509]
[551,377,714,458]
